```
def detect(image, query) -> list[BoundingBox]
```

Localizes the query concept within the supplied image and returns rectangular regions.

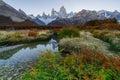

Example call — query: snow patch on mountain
[98,10,112,18]
[38,18,56,25]
[118,20,120,23]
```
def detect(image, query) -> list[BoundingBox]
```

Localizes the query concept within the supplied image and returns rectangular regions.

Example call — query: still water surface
[0,39,58,69]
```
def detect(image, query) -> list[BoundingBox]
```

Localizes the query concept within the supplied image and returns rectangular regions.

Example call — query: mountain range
[0,0,120,27]
[29,6,75,25]
[30,7,120,26]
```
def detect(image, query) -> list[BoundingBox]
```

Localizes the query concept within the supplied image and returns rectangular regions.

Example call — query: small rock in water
[7,77,12,80]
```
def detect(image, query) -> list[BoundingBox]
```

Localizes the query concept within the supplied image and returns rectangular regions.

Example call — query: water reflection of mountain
[0,39,58,69]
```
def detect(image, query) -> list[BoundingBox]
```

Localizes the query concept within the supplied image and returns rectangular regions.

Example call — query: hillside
[0,15,38,27]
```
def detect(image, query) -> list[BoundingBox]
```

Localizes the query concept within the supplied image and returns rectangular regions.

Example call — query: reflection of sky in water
[0,40,58,68]
[0,45,23,53]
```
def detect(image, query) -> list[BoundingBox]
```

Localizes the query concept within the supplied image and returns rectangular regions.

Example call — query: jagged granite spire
[60,6,66,15]
[51,8,55,16]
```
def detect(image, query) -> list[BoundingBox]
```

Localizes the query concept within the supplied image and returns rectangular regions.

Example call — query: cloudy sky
[4,0,120,16]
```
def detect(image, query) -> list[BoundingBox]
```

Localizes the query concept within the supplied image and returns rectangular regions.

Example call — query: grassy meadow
[0,29,53,46]
[1,19,120,80]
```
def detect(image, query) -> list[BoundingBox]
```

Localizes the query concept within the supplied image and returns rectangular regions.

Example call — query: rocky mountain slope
[0,0,29,22]
[0,0,38,26]
[0,15,38,27]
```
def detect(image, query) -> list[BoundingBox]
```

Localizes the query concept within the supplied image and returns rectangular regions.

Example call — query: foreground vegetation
[22,50,120,80]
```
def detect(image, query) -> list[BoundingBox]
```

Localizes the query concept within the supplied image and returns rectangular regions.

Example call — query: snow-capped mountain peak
[29,7,120,25]
[59,6,67,15]
[29,6,75,25]
[98,10,120,23]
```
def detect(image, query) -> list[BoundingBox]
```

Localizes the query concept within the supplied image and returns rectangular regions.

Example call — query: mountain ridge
[30,7,120,25]
[48,9,120,26]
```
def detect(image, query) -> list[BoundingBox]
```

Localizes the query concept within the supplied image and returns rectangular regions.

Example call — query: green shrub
[85,18,118,26]
[91,30,120,52]
[58,27,80,39]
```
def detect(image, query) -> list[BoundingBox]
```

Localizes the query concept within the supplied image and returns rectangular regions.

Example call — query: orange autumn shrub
[102,23,120,30]
[81,49,120,70]
[28,30,38,36]
[62,48,120,71]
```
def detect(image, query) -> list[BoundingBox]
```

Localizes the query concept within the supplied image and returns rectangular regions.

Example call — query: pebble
[0,61,37,80]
